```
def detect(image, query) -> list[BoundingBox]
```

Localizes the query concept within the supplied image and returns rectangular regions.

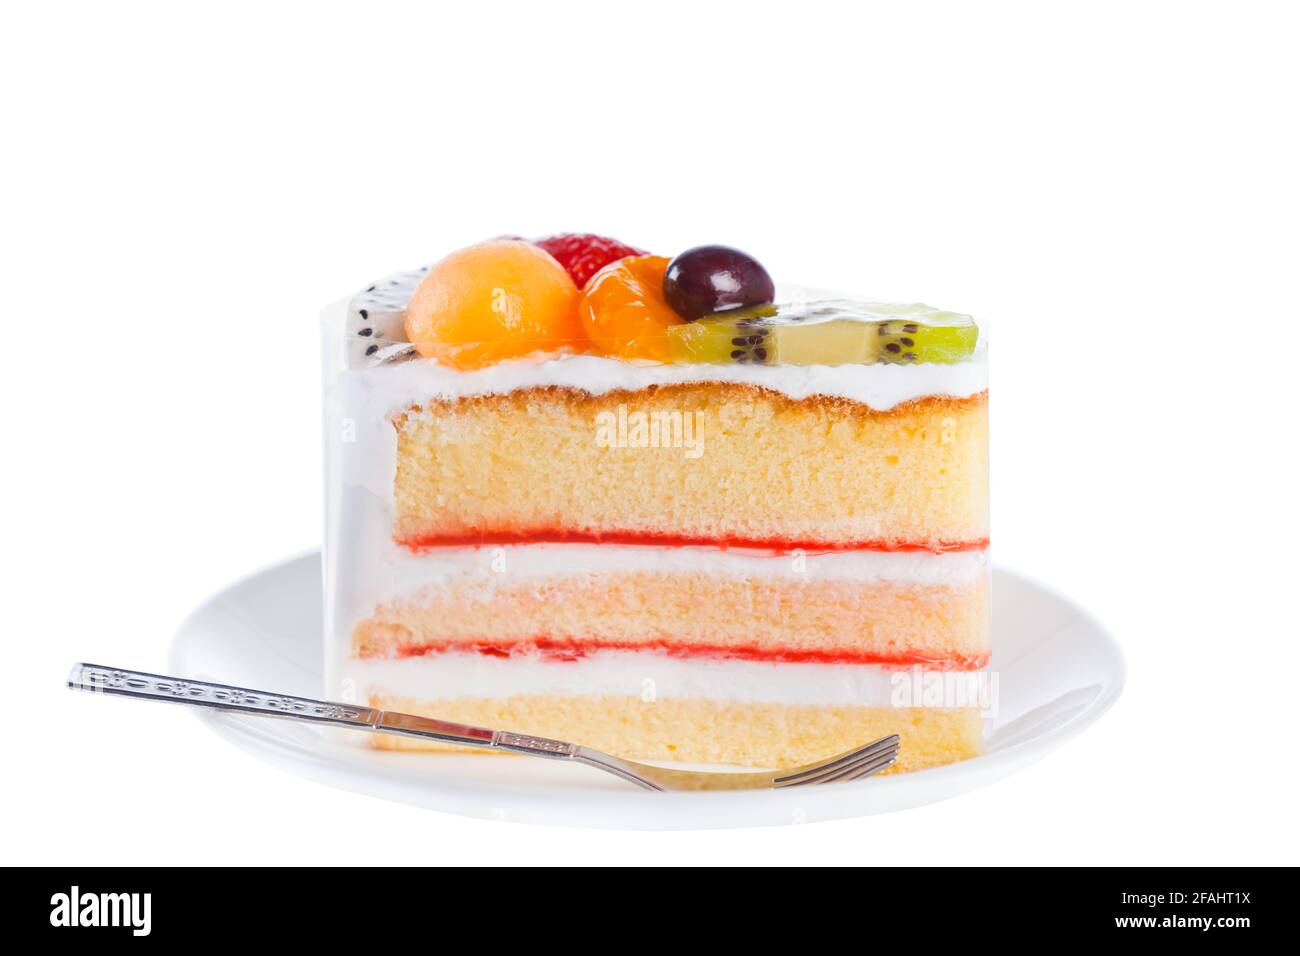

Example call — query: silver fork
[67,663,900,791]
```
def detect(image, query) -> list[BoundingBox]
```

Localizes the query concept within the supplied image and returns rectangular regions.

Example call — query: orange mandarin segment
[404,240,585,370]
[578,255,683,362]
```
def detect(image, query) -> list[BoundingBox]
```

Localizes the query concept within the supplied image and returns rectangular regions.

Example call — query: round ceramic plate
[169,552,1124,829]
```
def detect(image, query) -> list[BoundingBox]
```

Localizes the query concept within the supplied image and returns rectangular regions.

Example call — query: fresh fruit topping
[578,255,682,361]
[667,307,878,366]
[667,306,772,364]
[877,316,979,363]
[662,245,775,320]
[665,301,977,367]
[404,240,584,370]
[535,233,647,288]
[349,266,427,366]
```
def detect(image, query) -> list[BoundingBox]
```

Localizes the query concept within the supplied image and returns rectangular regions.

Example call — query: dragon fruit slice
[346,266,427,367]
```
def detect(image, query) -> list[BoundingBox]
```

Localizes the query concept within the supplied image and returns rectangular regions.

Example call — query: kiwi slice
[668,315,878,365]
[667,308,776,365]
[877,317,979,364]
[666,301,977,367]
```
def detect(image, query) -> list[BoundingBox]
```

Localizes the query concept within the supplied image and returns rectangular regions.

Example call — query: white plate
[170,552,1124,829]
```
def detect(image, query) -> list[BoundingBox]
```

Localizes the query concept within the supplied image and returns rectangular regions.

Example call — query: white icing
[343,651,986,708]
[367,543,988,614]
[348,352,987,412]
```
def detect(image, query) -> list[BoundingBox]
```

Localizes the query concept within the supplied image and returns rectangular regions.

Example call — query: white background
[4,0,1297,865]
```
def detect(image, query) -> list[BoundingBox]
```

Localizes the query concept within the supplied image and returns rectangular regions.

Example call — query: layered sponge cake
[323,236,990,773]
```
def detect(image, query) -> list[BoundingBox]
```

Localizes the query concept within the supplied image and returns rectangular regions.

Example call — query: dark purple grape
[662,245,775,321]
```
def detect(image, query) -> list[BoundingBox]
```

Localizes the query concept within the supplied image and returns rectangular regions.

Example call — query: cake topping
[350,237,979,371]
[347,266,427,366]
[577,255,680,362]
[877,317,978,364]
[403,240,584,371]
[534,233,647,288]
[665,301,977,367]
[662,245,776,321]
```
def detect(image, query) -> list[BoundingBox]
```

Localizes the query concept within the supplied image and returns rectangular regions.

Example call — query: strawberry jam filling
[385,638,989,670]
[397,529,989,555]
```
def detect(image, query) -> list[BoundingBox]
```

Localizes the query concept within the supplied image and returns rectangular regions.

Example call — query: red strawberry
[534,233,647,289]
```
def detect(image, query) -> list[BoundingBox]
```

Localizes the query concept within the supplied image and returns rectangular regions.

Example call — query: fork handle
[66,662,578,757]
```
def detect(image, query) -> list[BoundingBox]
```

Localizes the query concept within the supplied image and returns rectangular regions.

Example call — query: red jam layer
[384,639,990,670]
[398,529,990,555]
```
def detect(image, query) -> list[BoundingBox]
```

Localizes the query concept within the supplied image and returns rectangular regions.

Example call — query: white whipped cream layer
[345,351,987,414]
[345,651,986,708]
[374,543,988,607]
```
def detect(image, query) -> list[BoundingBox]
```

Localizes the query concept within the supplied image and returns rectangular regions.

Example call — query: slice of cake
[323,235,990,773]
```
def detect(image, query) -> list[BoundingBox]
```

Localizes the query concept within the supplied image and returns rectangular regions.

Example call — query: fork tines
[773,734,900,788]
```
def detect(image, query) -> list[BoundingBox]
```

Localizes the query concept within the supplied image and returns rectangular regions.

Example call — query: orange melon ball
[578,255,683,362]
[404,240,585,370]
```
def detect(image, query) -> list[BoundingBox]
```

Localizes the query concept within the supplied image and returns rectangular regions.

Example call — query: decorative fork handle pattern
[491,731,578,758]
[65,662,557,753]
[68,662,379,724]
